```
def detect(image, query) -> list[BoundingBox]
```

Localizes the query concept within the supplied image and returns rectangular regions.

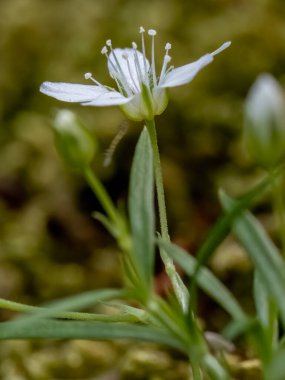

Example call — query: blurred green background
[0,0,285,378]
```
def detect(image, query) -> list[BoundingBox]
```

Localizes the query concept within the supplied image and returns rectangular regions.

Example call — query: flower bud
[53,110,97,169]
[244,74,285,168]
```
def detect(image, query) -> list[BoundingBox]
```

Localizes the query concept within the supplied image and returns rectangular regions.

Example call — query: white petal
[40,82,108,102]
[160,41,231,88]
[108,48,150,93]
[81,91,133,107]
[211,41,231,56]
[160,54,213,88]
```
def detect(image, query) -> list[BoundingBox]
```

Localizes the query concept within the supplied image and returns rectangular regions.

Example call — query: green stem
[145,119,175,277]
[83,166,119,225]
[0,298,138,323]
[145,119,189,312]
[145,119,169,241]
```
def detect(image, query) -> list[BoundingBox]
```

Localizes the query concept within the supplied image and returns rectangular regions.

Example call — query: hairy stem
[145,119,169,241]
[145,119,189,311]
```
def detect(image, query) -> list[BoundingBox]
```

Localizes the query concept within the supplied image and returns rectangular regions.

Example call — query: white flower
[244,73,285,168]
[40,28,231,121]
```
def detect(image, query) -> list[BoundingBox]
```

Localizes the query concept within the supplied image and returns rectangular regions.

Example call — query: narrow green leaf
[193,170,282,282]
[0,297,139,323]
[92,211,117,237]
[224,318,270,364]
[254,270,271,329]
[254,270,278,350]
[0,320,184,352]
[186,175,276,317]
[223,317,258,340]
[158,239,246,322]
[129,127,155,288]
[202,354,232,380]
[220,191,285,327]
[7,288,127,328]
[272,338,285,380]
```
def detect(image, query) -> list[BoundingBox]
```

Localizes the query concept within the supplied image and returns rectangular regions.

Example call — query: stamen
[101,46,124,92]
[148,29,157,87]
[84,72,104,87]
[165,42,172,56]
[107,47,133,96]
[139,26,149,87]
[110,75,125,96]
[211,41,231,56]
[131,41,145,87]
[158,55,171,85]
[122,53,140,92]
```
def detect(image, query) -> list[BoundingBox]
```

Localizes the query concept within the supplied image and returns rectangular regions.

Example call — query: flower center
[92,28,173,97]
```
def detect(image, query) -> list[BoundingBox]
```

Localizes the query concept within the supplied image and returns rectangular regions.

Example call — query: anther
[132,42,137,49]
[148,29,157,36]
[84,72,104,87]
[106,39,112,47]
[139,26,145,33]
[165,43,172,50]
